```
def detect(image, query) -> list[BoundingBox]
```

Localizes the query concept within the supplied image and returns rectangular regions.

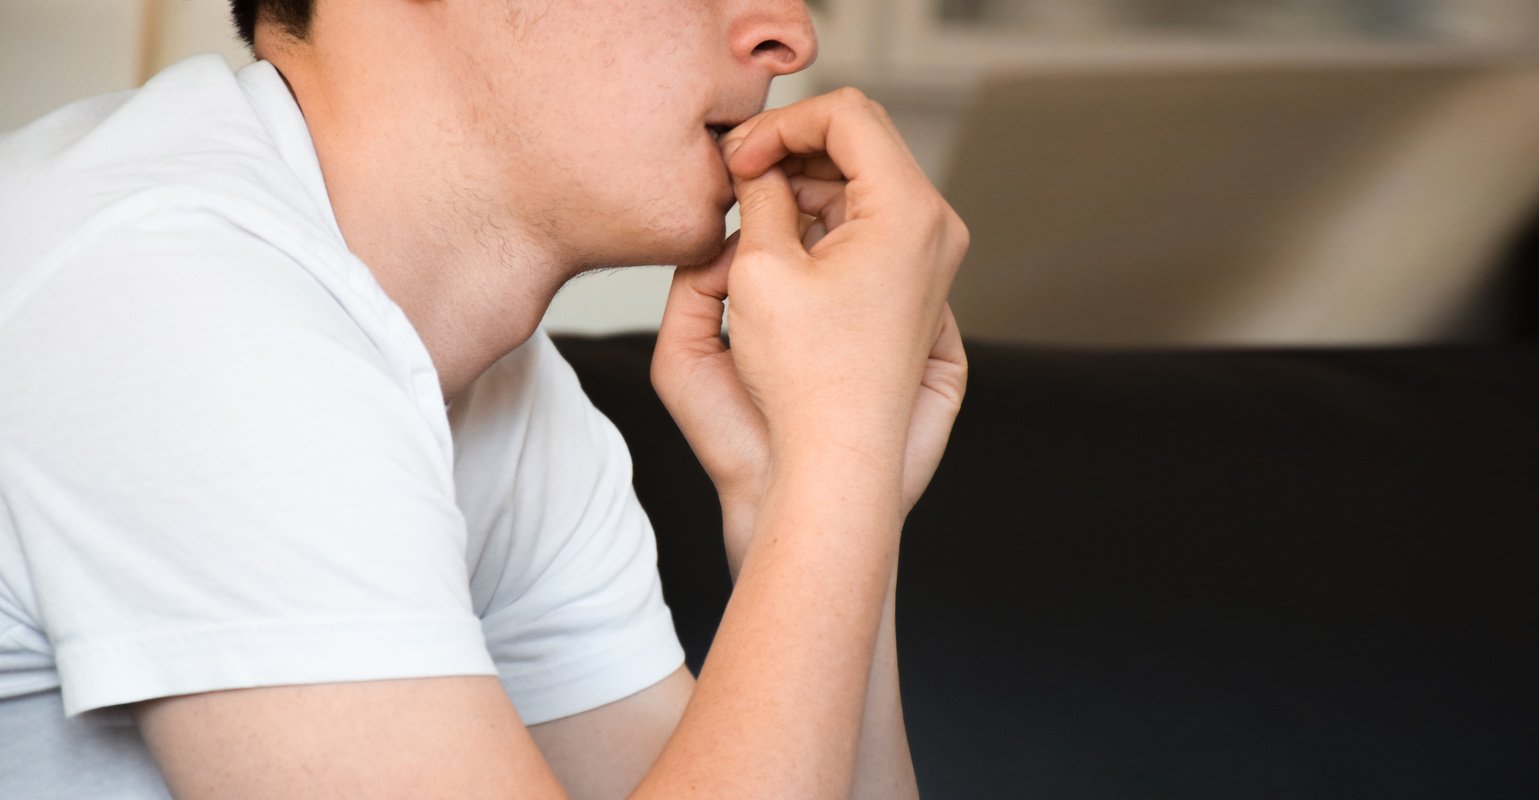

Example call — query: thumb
[658,234,738,361]
[733,166,803,257]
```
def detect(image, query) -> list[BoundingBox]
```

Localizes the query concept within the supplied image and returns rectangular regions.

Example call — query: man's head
[230,0,310,48]
[233,0,817,274]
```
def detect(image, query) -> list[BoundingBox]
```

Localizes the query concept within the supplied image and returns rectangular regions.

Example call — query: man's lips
[705,117,751,208]
[706,109,757,142]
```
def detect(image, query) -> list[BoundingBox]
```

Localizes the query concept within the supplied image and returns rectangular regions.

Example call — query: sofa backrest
[944,58,1539,345]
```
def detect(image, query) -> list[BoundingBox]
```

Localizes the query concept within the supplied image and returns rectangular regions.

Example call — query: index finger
[722,88,923,187]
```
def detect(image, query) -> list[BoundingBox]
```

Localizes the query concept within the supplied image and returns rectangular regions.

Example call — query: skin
[132,1,969,798]
[259,0,813,396]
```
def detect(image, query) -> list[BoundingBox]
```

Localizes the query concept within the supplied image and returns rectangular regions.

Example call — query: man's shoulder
[0,55,417,387]
[1,56,335,289]
[1,56,265,199]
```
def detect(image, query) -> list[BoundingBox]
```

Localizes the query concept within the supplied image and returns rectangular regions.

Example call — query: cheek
[590,124,710,200]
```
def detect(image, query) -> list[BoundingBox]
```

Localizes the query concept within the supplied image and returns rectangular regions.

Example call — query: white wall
[0,0,145,131]
[0,0,253,133]
[150,0,254,71]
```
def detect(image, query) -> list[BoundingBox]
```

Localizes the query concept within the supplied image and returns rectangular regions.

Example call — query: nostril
[753,39,800,64]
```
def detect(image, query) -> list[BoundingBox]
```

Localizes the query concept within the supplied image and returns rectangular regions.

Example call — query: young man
[0,1,968,796]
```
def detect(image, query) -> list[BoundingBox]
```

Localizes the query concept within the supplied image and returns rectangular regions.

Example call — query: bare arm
[854,573,920,800]
[135,433,909,799]
[647,92,969,797]
[705,509,916,800]
[527,667,694,800]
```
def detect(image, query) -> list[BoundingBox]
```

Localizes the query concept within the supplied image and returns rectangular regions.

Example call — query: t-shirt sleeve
[0,214,494,717]
[451,332,686,725]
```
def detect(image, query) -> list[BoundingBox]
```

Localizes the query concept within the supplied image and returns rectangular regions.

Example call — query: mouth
[705,123,733,143]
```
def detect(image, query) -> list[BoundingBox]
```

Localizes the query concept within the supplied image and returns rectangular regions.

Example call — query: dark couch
[554,325,1537,798]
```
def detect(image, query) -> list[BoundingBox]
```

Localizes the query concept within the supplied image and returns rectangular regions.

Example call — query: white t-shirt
[0,55,685,797]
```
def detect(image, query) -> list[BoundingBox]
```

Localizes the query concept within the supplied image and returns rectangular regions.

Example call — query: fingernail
[722,137,744,161]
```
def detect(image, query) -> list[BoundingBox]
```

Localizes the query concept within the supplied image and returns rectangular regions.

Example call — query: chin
[675,223,731,266]
[631,211,729,268]
[586,195,730,269]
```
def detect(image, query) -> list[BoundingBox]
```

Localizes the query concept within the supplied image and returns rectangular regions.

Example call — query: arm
[651,94,969,798]
[855,574,919,800]
[527,667,695,800]
[135,417,909,800]
[708,500,916,800]
[528,575,910,800]
[134,89,967,799]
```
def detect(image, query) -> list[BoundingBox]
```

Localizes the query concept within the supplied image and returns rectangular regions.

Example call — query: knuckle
[730,248,776,274]
[833,86,869,107]
[946,240,969,270]
[834,87,887,120]
[949,213,972,253]
[867,99,894,125]
[914,193,950,230]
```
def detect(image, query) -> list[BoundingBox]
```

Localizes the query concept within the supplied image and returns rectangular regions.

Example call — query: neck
[259,25,570,401]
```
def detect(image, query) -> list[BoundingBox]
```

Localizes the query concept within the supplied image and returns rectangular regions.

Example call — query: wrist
[719,490,760,582]
[760,448,906,530]
[733,461,905,605]
[760,381,915,460]
[768,423,908,481]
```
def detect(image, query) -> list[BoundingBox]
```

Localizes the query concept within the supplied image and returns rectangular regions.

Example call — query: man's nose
[732,1,819,77]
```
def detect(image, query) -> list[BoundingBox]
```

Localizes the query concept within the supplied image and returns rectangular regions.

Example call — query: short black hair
[230,0,315,48]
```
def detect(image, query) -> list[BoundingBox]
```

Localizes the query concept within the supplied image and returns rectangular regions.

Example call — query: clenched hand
[652,88,969,570]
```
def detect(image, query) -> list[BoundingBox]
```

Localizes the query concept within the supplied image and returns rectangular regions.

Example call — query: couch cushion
[555,334,1538,798]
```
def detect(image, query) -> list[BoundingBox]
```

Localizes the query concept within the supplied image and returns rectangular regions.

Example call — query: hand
[651,232,768,520]
[651,89,969,559]
[653,240,966,511]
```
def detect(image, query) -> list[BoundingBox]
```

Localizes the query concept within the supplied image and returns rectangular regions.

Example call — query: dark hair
[230,0,315,48]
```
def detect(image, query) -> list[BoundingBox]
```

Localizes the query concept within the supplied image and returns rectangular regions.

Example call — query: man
[0,0,968,796]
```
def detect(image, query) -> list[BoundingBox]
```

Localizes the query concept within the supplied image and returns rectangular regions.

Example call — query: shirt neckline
[235,59,348,247]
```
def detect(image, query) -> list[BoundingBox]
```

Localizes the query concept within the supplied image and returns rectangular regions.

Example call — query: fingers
[901,306,968,510]
[929,305,967,374]
[722,88,920,188]
[656,235,739,362]
[788,177,848,232]
[801,219,829,250]
[778,154,844,182]
[914,306,968,416]
[732,167,804,258]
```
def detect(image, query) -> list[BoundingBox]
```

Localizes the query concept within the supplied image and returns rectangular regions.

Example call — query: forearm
[633,455,902,799]
[719,492,919,800]
[852,569,920,800]
[642,85,965,799]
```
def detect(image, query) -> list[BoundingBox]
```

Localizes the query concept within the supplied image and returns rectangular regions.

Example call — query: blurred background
[4,0,1539,344]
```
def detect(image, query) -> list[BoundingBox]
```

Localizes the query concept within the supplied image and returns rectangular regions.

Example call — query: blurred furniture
[554,324,1538,798]
[818,0,1539,75]
[1500,205,1539,338]
[810,0,1539,346]
[942,59,1539,345]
